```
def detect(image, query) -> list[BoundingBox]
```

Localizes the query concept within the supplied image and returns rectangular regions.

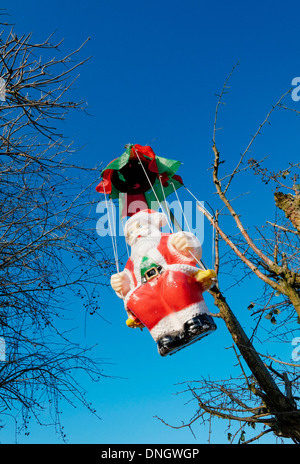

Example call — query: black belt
[142,265,164,283]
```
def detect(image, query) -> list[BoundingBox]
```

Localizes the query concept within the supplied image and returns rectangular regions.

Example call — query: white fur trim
[166,263,199,274]
[132,251,166,286]
[149,301,210,341]
[130,239,166,286]
[146,247,167,269]
[132,255,143,286]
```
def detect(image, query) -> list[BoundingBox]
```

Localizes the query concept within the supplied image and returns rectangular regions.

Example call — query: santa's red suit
[118,210,213,344]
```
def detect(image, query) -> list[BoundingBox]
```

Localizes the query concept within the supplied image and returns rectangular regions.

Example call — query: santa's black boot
[157,334,183,356]
[184,314,217,339]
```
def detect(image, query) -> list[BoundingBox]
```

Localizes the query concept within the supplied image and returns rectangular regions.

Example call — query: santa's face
[126,220,161,247]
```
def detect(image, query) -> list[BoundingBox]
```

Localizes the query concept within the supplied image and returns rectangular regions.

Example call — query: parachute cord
[134,148,173,231]
[103,187,120,273]
[159,181,205,270]
[184,186,214,219]
[103,190,126,303]
[184,186,216,270]
[120,217,130,258]
[158,175,174,232]
[170,181,191,233]
[110,198,120,269]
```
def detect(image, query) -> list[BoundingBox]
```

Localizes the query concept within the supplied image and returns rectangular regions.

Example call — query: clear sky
[1,0,300,444]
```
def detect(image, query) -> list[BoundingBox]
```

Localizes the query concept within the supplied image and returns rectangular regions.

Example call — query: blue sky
[1,0,300,444]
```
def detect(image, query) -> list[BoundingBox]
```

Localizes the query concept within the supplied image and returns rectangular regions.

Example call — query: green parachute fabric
[96,144,183,217]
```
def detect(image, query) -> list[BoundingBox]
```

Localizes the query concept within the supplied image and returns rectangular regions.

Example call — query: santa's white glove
[170,231,202,260]
[110,272,129,297]
[171,233,193,252]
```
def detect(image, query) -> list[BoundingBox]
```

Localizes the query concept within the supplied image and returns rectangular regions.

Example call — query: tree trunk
[210,285,300,442]
[274,191,300,234]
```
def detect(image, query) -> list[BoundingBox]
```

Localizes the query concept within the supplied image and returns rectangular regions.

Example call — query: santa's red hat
[124,209,167,237]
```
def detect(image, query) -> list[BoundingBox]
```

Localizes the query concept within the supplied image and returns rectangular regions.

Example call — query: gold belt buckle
[145,266,159,282]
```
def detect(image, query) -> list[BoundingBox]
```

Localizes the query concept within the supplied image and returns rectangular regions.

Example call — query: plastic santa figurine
[110,209,217,356]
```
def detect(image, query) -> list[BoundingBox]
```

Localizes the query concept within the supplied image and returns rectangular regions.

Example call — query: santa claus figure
[110,209,217,356]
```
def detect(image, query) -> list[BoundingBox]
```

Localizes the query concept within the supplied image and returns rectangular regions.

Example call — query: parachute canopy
[96,144,183,217]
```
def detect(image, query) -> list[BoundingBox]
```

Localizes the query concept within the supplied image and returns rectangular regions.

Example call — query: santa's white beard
[130,229,161,261]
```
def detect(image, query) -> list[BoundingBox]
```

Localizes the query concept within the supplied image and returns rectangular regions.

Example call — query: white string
[134,148,173,231]
[103,187,120,273]
[170,182,206,270]
[158,176,174,232]
[156,182,205,270]
[171,181,191,233]
[184,186,214,220]
[103,190,127,304]
[120,217,130,258]
[110,198,120,266]
[134,149,162,206]
[184,186,215,269]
